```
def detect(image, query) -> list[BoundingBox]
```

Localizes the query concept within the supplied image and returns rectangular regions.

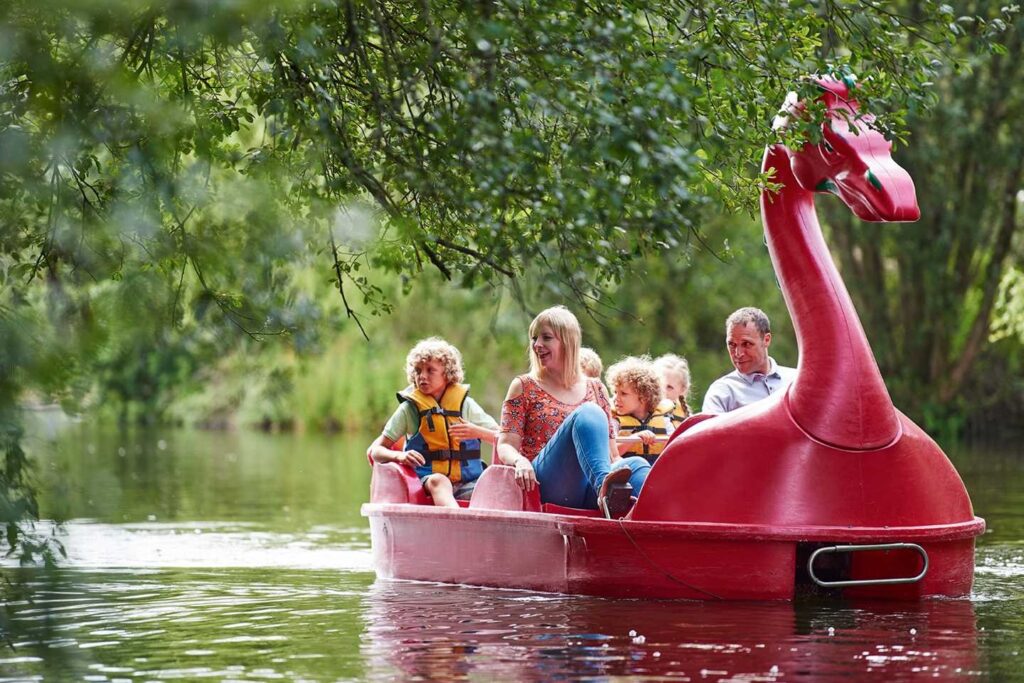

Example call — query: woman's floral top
[500,375,615,461]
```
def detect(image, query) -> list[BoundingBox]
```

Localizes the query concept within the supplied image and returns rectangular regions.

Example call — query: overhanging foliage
[0,0,997,559]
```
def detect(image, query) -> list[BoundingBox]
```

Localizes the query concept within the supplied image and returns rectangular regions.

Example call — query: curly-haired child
[366,337,498,508]
[606,356,676,463]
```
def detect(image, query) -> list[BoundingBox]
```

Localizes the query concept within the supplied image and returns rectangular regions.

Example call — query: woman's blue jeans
[532,403,651,509]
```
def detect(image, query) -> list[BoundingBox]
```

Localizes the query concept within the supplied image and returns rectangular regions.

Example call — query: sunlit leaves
[990,267,1024,344]
[252,0,960,303]
[0,0,988,395]
[0,0,994,556]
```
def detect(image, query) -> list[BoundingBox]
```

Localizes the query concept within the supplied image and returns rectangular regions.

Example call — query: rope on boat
[615,518,724,600]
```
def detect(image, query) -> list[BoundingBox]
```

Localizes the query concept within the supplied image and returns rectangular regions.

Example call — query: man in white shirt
[702,307,797,414]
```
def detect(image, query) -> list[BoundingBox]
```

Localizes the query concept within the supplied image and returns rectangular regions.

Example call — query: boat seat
[468,465,542,512]
[541,503,602,517]
[369,462,430,505]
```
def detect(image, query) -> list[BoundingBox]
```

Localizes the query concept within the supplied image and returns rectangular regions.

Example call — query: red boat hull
[362,463,983,601]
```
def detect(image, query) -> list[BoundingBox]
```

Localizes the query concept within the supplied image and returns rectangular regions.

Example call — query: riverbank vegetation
[2,1,1022,561]
[86,210,793,433]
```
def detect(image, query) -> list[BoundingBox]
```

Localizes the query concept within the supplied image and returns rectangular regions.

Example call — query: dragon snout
[887,195,921,222]
[831,160,919,223]
[880,164,921,222]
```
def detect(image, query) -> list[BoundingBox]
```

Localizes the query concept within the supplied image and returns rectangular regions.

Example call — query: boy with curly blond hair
[606,356,676,463]
[367,337,498,507]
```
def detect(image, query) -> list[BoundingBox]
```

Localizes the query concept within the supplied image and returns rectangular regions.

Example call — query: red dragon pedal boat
[361,78,985,601]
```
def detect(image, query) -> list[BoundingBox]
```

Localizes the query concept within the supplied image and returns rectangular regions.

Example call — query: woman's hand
[513,456,538,491]
[496,415,533,490]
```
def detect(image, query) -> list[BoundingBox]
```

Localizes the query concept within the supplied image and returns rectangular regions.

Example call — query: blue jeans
[532,403,651,509]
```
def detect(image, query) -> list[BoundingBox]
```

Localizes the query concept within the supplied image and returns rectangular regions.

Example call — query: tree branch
[329,231,370,341]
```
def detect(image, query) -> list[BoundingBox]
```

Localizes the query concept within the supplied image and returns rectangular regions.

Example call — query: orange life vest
[397,384,483,484]
[615,398,676,463]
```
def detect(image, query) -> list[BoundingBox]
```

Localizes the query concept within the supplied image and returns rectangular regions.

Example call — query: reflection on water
[53,521,371,571]
[1,422,1023,680]
[363,582,982,681]
[27,424,374,531]
[0,569,987,682]
[0,568,372,681]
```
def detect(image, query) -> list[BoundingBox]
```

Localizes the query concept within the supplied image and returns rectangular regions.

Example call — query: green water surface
[2,419,1023,681]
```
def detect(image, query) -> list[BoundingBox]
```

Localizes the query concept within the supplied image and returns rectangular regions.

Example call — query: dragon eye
[815,179,838,194]
[866,169,883,191]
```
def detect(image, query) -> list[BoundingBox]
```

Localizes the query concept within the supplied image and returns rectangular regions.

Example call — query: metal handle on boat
[807,543,929,588]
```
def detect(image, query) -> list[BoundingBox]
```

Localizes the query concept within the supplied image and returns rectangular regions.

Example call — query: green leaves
[0,0,1000,556]
[245,0,958,304]
[0,0,988,395]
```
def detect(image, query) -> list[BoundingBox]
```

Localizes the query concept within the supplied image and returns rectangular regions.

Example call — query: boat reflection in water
[361,580,979,680]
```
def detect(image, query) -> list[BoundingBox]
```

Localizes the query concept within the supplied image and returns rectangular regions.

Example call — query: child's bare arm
[366,434,425,467]
[448,422,498,445]
[615,430,657,456]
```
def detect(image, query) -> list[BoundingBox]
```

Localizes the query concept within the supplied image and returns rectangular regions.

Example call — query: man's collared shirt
[701,357,797,414]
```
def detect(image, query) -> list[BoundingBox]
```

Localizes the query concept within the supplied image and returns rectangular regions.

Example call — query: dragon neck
[760,144,899,450]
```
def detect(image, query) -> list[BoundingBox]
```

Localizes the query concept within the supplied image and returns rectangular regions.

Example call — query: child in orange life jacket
[606,356,676,464]
[366,337,499,508]
[654,353,692,427]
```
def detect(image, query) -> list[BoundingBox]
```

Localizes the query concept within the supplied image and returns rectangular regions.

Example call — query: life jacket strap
[417,407,463,433]
[622,424,668,435]
[417,407,462,418]
[423,448,482,462]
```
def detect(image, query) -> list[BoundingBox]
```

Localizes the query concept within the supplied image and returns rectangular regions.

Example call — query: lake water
[2,420,1024,681]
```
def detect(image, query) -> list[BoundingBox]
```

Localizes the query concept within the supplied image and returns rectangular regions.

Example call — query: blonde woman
[497,306,651,516]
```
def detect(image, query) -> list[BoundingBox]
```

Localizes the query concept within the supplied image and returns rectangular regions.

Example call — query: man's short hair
[726,307,771,336]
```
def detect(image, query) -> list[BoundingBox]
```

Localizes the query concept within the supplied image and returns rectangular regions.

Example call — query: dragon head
[775,77,920,222]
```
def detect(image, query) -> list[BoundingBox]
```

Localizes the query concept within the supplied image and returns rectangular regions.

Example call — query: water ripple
[11,521,374,572]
